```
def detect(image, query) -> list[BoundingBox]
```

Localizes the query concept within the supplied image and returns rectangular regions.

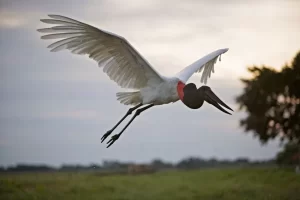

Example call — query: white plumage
[38,15,164,90]
[38,14,228,107]
[38,14,231,148]
[176,48,228,83]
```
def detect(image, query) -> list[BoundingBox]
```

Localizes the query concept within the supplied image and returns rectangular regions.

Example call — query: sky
[0,0,299,167]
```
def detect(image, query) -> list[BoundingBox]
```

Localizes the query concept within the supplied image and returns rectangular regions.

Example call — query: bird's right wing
[175,48,229,84]
[37,15,165,89]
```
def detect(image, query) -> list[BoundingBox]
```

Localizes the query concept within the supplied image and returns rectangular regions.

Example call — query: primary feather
[175,48,228,84]
[38,14,164,89]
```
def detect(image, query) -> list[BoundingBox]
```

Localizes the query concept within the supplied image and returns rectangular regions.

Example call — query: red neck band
[177,81,185,101]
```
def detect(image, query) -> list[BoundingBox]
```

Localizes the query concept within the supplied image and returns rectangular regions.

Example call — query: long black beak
[202,87,233,115]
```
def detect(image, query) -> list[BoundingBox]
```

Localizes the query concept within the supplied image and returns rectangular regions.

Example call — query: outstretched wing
[38,15,164,89]
[175,48,229,84]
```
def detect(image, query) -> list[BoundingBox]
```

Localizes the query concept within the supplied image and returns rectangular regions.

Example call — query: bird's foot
[101,130,113,143]
[106,134,120,148]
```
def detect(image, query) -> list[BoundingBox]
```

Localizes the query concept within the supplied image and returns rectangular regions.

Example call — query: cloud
[1,0,300,167]
[0,12,27,28]
[43,110,101,120]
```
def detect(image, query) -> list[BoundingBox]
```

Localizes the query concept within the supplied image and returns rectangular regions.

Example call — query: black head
[181,83,204,109]
[177,82,233,114]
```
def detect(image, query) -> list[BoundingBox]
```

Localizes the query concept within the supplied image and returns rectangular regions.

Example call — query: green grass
[1,167,300,200]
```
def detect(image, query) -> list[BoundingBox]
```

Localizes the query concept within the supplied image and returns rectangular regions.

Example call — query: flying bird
[37,15,233,148]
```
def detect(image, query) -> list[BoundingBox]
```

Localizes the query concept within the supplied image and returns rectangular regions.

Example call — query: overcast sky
[1,0,299,167]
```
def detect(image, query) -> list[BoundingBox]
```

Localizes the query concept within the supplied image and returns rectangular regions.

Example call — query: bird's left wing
[37,15,164,89]
[175,48,229,84]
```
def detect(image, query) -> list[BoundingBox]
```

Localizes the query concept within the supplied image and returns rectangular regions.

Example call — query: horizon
[1,155,275,169]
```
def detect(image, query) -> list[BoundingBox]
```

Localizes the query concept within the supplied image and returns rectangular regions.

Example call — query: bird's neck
[177,81,185,101]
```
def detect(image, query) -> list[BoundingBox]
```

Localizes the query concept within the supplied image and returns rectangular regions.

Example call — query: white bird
[37,14,233,148]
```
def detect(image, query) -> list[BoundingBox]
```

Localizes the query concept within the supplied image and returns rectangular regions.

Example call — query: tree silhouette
[276,142,300,166]
[236,51,300,144]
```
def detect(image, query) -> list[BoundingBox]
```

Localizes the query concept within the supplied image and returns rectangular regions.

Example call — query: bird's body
[38,14,233,147]
[118,76,180,106]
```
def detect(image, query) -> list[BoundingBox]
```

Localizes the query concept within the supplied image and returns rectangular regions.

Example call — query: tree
[236,51,300,144]
[150,159,173,170]
[276,142,300,166]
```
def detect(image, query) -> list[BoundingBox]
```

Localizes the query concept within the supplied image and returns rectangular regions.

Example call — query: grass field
[1,167,300,200]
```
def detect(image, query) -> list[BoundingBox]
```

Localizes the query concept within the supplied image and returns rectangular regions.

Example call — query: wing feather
[38,14,164,89]
[176,48,228,84]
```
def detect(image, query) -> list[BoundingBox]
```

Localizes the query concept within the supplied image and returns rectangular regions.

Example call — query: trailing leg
[101,103,143,143]
[106,104,154,148]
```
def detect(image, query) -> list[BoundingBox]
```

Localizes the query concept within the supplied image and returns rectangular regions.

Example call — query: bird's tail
[116,91,142,106]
